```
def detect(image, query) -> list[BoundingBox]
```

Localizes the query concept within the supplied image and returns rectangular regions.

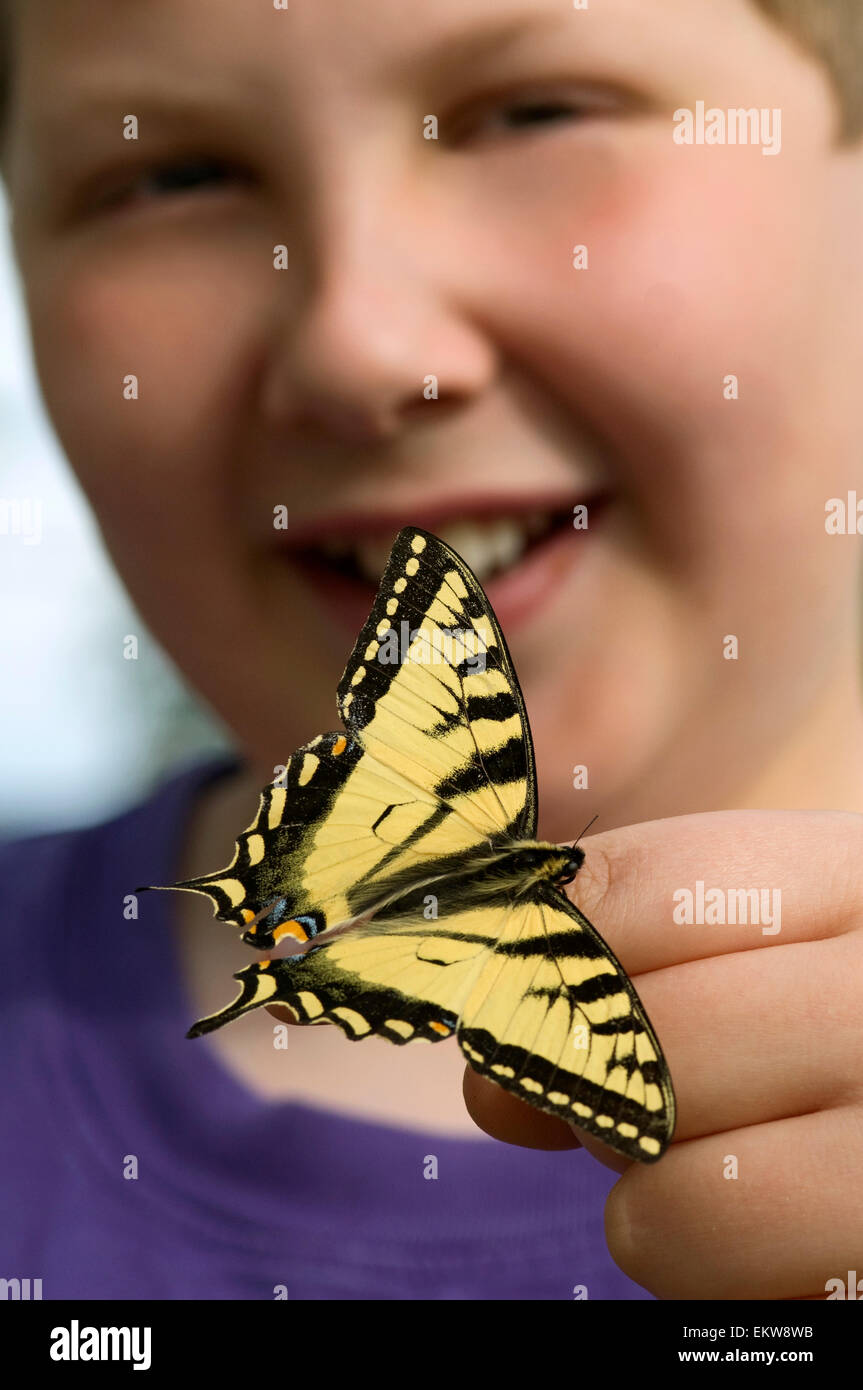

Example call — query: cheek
[473,134,823,436]
[16,244,289,709]
[22,246,259,529]
[464,135,855,582]
[15,235,339,758]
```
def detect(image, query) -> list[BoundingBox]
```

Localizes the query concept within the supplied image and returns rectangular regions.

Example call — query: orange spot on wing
[273,920,310,944]
[241,908,256,924]
[429,1021,451,1036]
[333,736,347,756]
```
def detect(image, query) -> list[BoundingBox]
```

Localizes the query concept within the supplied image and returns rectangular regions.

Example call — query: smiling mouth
[278,493,609,631]
[291,500,600,584]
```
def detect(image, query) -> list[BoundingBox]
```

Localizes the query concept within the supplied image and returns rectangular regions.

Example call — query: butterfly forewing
[337,529,537,841]
[156,529,537,944]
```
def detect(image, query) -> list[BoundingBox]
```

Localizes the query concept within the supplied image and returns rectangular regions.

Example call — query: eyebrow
[400,10,575,78]
[30,76,250,135]
[32,10,574,130]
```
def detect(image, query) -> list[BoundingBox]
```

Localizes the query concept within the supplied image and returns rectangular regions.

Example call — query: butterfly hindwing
[159,731,361,945]
[186,873,674,1163]
[161,729,455,949]
[186,906,495,1045]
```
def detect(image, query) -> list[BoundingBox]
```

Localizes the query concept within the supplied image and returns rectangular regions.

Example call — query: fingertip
[266,1004,297,1025]
[569,1125,633,1175]
[463,1067,583,1151]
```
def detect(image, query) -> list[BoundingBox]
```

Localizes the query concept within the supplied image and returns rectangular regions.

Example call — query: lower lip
[278,508,605,637]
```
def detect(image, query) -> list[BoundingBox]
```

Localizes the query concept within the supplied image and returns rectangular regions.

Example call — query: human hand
[464,811,863,1300]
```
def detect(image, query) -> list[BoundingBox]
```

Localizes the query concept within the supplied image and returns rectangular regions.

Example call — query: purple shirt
[0,757,652,1299]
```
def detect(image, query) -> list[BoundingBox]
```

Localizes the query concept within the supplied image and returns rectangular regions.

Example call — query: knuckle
[818,812,863,935]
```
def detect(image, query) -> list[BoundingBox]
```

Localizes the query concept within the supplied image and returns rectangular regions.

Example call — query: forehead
[9,0,713,100]
[0,0,592,172]
[13,0,581,75]
[6,0,771,170]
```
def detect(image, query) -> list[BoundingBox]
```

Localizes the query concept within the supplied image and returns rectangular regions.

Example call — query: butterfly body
[142,527,675,1163]
[369,841,584,913]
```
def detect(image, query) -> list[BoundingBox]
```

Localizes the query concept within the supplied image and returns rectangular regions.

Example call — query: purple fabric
[0,757,653,1300]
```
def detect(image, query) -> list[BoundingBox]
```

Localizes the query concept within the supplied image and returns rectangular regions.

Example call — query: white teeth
[436,518,528,583]
[490,518,527,573]
[321,511,559,584]
[436,521,499,580]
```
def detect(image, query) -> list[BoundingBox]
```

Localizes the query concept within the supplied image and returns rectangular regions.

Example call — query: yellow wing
[187,880,675,1164]
[139,526,675,1162]
[458,885,675,1163]
[141,528,536,952]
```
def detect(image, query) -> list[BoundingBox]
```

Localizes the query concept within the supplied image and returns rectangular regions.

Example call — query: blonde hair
[752,0,863,136]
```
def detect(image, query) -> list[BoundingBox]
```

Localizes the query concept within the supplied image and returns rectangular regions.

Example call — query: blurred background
[0,185,232,838]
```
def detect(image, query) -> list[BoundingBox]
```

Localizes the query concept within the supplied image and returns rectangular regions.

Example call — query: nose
[260,197,495,445]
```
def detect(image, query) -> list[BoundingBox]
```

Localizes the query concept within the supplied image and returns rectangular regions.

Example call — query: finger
[463,1068,582,1151]
[464,1068,639,1172]
[633,930,860,1142]
[462,811,862,1162]
[572,810,862,972]
[266,1004,300,1025]
[570,1128,632,1175]
[604,1106,862,1298]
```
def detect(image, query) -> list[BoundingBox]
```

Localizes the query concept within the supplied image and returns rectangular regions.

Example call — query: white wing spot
[267,788,287,829]
[331,1007,372,1036]
[246,833,265,866]
[644,1084,664,1112]
[207,877,247,907]
[298,753,319,786]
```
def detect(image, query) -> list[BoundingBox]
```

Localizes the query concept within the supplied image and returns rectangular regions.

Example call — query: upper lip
[277,489,603,548]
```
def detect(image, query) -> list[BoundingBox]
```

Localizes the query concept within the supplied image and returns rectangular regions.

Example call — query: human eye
[447,83,626,147]
[91,155,252,215]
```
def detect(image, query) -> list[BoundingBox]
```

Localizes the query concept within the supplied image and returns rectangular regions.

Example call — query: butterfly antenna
[573,813,599,847]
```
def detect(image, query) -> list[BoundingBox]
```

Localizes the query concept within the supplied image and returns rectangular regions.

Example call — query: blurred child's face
[6,0,863,833]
